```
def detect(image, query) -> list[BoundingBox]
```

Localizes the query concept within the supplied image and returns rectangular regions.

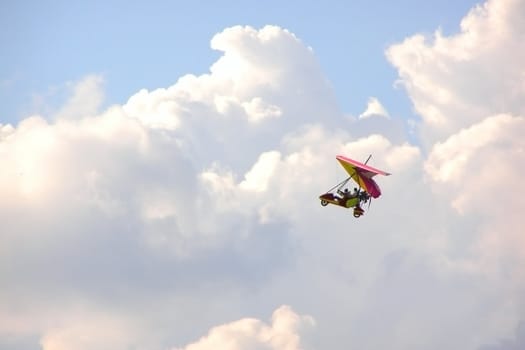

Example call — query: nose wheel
[353,206,364,218]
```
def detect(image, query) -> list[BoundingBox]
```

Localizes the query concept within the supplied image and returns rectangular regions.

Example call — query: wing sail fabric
[336,155,390,198]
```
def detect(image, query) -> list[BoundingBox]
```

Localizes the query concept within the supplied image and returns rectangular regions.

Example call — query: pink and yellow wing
[336,155,391,198]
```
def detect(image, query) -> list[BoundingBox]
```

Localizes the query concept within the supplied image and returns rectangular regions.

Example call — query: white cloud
[425,114,524,186]
[386,0,525,144]
[121,25,341,175]
[385,1,525,346]
[240,151,281,192]
[388,0,525,299]
[174,305,315,350]
[39,310,138,350]
[423,114,525,297]
[358,97,390,119]
[242,97,283,123]
[2,5,525,349]
[0,26,337,350]
[123,87,182,130]
[55,74,106,120]
[0,123,15,140]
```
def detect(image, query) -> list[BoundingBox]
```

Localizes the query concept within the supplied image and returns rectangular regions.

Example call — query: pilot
[337,188,351,203]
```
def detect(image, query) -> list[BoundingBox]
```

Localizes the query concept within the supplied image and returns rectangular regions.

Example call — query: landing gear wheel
[353,207,364,217]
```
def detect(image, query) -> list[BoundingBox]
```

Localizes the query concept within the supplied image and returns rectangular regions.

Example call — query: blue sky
[2,1,525,349]
[1,0,478,123]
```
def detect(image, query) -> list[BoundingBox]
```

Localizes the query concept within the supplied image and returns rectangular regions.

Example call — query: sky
[1,0,525,349]
[1,0,478,125]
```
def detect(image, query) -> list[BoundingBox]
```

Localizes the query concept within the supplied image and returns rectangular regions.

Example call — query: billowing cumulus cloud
[387,0,525,144]
[174,305,315,350]
[386,0,525,347]
[1,3,525,349]
[0,25,340,350]
[389,0,525,289]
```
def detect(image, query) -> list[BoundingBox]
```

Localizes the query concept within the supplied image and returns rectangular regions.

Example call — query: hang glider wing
[336,155,391,198]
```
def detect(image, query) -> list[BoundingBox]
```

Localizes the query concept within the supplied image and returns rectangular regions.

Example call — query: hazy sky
[1,1,525,349]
